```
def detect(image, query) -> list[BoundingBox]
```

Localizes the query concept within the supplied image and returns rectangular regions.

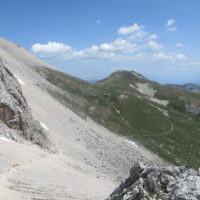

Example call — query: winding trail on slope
[114,103,174,138]
[135,123,174,137]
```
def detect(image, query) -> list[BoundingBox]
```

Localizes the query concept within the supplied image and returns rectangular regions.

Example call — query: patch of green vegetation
[149,190,168,200]
[34,66,200,169]
[114,195,123,200]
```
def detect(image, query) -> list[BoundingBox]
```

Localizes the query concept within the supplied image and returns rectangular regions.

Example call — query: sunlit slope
[35,66,200,168]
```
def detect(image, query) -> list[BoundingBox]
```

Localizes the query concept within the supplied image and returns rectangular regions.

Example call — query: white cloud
[31,42,71,54]
[147,41,163,50]
[71,38,139,61]
[129,31,148,41]
[118,23,143,35]
[167,27,177,32]
[31,22,187,64]
[99,43,113,51]
[176,43,183,47]
[153,52,172,60]
[174,53,186,60]
[104,38,138,52]
[165,19,177,31]
[153,52,186,61]
[82,38,139,54]
[96,19,101,24]
[148,34,157,40]
[166,19,175,27]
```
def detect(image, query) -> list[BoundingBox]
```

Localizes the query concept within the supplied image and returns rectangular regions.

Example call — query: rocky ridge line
[107,162,200,200]
[0,59,51,150]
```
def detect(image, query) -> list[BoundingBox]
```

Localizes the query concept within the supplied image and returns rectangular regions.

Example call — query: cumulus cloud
[129,31,148,41]
[100,38,138,53]
[70,38,139,61]
[166,19,175,27]
[175,53,186,60]
[153,52,171,60]
[148,34,157,40]
[31,22,187,63]
[153,52,186,61]
[147,41,163,50]
[118,23,143,35]
[176,43,183,47]
[165,19,177,31]
[167,27,177,32]
[31,42,72,54]
[31,37,140,61]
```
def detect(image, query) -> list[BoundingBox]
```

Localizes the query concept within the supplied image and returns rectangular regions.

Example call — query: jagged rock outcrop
[107,162,200,200]
[186,103,200,115]
[0,59,52,150]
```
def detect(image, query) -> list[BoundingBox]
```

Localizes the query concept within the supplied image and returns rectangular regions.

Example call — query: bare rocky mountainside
[0,38,168,199]
[0,37,200,199]
[0,59,51,149]
[108,163,200,200]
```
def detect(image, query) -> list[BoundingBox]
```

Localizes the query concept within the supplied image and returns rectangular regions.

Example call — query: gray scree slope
[0,37,168,199]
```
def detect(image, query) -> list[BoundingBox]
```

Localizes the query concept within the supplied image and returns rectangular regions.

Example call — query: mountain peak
[111,69,145,79]
[98,69,147,85]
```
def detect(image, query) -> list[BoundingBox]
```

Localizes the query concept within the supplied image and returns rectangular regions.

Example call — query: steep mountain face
[0,59,50,149]
[34,66,200,169]
[107,162,200,200]
[1,37,200,199]
[168,83,200,93]
[0,37,168,200]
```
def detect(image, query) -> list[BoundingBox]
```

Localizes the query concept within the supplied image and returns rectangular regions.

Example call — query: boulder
[107,163,200,200]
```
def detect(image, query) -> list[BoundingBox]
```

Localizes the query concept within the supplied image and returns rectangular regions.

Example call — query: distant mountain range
[167,83,200,93]
[86,79,98,83]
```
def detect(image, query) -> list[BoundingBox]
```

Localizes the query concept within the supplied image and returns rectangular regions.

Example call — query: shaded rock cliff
[0,59,51,150]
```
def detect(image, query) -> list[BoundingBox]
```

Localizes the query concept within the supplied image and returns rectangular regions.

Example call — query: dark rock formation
[0,59,52,150]
[107,162,200,200]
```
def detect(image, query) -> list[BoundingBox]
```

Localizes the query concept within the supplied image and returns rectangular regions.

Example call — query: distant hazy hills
[168,83,200,93]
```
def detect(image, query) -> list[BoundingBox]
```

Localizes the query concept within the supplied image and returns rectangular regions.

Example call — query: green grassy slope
[34,66,200,168]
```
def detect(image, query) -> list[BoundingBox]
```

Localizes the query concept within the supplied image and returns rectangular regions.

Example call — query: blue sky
[1,0,200,83]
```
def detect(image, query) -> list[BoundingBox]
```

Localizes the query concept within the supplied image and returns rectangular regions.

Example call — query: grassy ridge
[35,66,200,168]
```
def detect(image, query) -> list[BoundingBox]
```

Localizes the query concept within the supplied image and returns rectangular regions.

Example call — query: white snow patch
[131,72,143,79]
[149,98,169,106]
[130,83,169,106]
[40,121,49,131]
[14,75,25,86]
[136,83,156,97]
[119,94,128,100]
[113,105,121,114]
[116,109,120,114]
[125,139,138,148]
[129,84,136,89]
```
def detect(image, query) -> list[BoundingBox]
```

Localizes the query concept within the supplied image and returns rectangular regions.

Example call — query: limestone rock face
[0,59,51,150]
[107,162,200,200]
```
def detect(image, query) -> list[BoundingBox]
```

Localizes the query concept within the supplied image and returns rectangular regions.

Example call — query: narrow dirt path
[137,123,174,137]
